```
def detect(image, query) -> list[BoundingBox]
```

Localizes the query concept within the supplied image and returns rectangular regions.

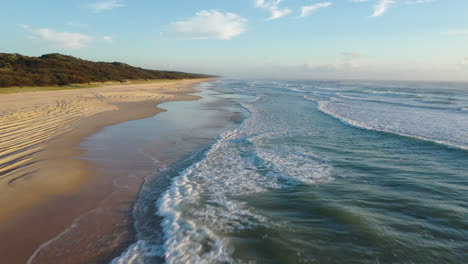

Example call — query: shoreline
[0,78,214,263]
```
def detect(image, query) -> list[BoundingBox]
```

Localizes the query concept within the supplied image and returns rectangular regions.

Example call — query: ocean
[113,79,468,264]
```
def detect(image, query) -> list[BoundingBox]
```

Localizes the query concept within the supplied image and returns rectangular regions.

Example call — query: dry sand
[0,79,211,263]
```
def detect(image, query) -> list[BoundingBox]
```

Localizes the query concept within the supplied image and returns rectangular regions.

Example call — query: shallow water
[114,79,468,264]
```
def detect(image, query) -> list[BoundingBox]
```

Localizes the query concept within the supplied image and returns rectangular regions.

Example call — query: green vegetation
[0,53,213,90]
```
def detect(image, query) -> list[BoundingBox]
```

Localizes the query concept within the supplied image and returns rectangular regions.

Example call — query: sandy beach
[0,79,211,263]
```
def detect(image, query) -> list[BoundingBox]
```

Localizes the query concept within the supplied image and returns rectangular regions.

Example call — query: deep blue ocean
[113,79,468,264]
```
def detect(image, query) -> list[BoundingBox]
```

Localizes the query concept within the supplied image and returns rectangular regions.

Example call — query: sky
[1,0,468,81]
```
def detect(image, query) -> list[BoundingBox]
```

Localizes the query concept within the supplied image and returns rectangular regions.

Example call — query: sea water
[113,79,468,263]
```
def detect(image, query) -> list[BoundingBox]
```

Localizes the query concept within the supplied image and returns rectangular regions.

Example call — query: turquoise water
[114,80,468,264]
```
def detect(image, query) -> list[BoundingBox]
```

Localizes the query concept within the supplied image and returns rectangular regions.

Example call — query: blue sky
[1,0,468,81]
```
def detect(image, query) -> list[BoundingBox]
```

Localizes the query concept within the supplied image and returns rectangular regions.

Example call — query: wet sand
[0,79,212,263]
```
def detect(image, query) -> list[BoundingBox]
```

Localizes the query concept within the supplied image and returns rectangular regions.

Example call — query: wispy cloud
[342,52,362,59]
[19,25,111,49]
[67,22,90,29]
[29,28,94,49]
[255,0,292,20]
[341,52,362,68]
[442,29,468,35]
[353,0,434,17]
[288,52,363,73]
[405,0,434,4]
[459,57,468,69]
[164,10,247,40]
[103,36,114,43]
[88,0,125,13]
[371,0,396,17]
[299,2,332,18]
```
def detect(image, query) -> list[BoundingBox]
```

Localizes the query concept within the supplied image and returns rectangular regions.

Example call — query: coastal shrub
[0,53,212,88]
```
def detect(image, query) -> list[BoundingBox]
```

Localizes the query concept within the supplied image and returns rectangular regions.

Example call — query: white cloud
[29,28,94,49]
[103,36,114,42]
[371,0,396,17]
[88,0,125,13]
[165,10,247,40]
[255,0,292,20]
[299,2,332,18]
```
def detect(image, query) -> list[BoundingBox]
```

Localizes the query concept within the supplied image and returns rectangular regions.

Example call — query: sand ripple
[0,80,204,220]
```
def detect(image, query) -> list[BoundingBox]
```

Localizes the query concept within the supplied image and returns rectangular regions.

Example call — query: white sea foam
[284,87,308,93]
[155,134,267,263]
[251,142,333,185]
[300,81,468,151]
[111,241,160,264]
[147,93,334,263]
[335,92,374,101]
[112,79,468,264]
[317,100,468,151]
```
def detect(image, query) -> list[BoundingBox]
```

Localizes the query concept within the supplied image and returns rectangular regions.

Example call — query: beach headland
[0,78,214,263]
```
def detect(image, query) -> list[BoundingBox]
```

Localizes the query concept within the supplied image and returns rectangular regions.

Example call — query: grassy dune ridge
[0,53,213,90]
